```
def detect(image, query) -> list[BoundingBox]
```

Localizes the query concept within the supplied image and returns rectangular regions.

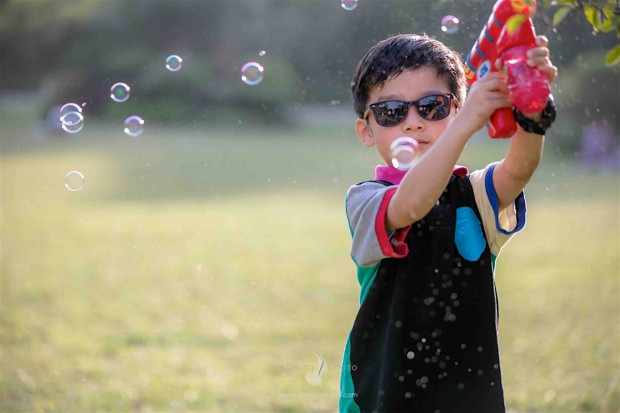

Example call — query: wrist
[512,95,556,135]
[522,111,542,122]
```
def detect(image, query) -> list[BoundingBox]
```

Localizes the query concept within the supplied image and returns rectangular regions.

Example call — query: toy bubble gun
[465,0,551,138]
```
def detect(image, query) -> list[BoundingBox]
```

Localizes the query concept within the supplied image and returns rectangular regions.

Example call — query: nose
[400,104,425,131]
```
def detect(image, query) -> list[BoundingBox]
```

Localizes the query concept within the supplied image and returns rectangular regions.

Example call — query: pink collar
[374,165,468,185]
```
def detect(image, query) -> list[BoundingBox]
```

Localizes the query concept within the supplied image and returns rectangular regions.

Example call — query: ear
[355,118,375,147]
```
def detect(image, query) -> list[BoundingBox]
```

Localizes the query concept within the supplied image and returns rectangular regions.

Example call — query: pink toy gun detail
[465,0,550,138]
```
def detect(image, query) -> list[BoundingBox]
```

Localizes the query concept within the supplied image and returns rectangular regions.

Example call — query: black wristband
[513,95,556,135]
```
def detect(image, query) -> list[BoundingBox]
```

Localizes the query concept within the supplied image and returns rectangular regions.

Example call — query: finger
[527,47,550,59]
[479,72,506,84]
[535,35,549,47]
[527,56,551,67]
[538,64,558,84]
[489,95,513,110]
[495,58,504,72]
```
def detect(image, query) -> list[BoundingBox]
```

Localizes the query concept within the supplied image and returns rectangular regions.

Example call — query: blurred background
[1,0,618,412]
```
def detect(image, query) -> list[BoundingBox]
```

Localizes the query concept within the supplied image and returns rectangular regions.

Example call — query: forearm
[503,127,544,181]
[387,116,475,229]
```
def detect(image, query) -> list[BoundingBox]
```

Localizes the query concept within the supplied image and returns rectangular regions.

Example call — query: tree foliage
[546,0,620,65]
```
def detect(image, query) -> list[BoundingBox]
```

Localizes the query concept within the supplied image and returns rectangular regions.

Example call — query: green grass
[1,107,618,412]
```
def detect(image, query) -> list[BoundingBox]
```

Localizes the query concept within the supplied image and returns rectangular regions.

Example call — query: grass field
[1,105,619,413]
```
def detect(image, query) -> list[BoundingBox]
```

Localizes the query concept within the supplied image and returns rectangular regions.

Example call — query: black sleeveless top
[348,174,506,413]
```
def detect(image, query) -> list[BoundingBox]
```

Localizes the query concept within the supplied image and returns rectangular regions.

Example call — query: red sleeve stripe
[375,188,410,258]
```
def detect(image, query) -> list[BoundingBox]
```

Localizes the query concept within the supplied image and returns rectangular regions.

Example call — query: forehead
[368,66,450,102]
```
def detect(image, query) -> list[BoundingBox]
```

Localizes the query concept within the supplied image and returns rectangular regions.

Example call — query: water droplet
[390,137,420,170]
[110,82,131,102]
[123,115,145,137]
[165,54,183,72]
[441,15,461,34]
[64,171,85,191]
[407,351,415,359]
[341,0,358,11]
[241,62,264,85]
[457,382,465,390]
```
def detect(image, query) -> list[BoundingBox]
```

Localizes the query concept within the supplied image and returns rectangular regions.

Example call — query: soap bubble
[390,137,420,170]
[241,62,264,85]
[123,115,144,137]
[165,55,183,72]
[259,50,266,57]
[59,102,82,118]
[60,111,83,127]
[341,0,358,11]
[64,171,85,191]
[441,15,460,34]
[110,82,131,102]
[61,120,84,134]
[59,103,84,133]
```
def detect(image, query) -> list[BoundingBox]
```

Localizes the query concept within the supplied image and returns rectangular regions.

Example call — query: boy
[339,33,557,413]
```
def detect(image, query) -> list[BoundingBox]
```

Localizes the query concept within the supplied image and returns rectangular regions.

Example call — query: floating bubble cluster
[441,15,461,34]
[241,62,264,85]
[165,54,183,72]
[64,171,85,191]
[341,0,358,11]
[110,82,131,102]
[390,137,420,170]
[123,115,145,137]
[59,102,84,134]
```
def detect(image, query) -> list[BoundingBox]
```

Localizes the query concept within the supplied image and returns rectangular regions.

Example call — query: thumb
[494,58,504,72]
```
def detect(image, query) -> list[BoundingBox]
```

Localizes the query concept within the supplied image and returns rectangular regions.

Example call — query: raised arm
[492,35,558,211]
[386,73,512,230]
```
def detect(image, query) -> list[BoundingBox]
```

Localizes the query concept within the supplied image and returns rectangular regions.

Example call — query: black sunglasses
[364,93,456,127]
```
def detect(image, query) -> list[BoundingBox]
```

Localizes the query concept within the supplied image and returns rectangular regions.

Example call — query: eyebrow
[375,89,447,102]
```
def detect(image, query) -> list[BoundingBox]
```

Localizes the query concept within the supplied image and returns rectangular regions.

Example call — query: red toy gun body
[465,0,550,138]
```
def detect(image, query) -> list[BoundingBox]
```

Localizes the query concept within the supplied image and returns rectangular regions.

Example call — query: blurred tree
[0,0,616,134]
[545,0,620,66]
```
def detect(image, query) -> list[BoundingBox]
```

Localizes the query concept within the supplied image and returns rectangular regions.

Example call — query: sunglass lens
[374,101,407,126]
[417,95,450,120]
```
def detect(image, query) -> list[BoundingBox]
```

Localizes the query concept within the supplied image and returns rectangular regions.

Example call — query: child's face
[355,66,458,165]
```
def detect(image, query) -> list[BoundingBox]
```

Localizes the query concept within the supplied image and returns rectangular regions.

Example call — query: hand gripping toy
[465,0,551,138]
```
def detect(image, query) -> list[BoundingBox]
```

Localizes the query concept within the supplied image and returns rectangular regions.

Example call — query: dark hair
[351,33,467,118]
